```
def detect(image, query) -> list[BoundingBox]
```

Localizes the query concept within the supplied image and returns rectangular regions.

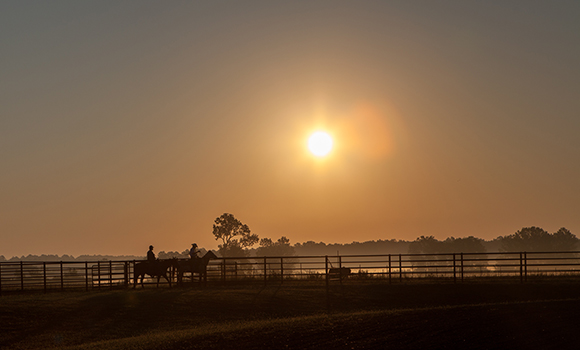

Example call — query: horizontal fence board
[1,251,579,294]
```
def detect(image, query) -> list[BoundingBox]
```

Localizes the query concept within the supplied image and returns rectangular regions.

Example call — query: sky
[1,1,579,258]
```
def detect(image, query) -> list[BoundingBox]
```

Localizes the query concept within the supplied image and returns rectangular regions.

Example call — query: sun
[308,131,333,157]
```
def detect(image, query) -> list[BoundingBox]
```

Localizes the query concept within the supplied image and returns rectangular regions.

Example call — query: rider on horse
[189,243,200,259]
[147,245,159,268]
[189,243,200,268]
[147,245,156,262]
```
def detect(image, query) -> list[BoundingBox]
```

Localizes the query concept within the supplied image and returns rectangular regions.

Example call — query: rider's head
[192,243,197,248]
[149,245,154,250]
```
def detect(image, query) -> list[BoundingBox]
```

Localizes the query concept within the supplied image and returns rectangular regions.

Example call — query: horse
[177,250,218,285]
[133,258,179,288]
[328,267,351,279]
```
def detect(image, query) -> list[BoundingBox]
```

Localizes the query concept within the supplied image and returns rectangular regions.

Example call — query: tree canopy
[408,236,486,254]
[499,227,578,252]
[255,236,295,257]
[212,213,259,257]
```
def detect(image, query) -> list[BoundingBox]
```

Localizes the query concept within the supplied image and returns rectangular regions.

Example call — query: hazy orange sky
[1,2,579,258]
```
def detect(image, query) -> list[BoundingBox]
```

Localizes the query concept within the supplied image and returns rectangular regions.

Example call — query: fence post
[524,252,528,282]
[85,262,89,291]
[43,262,47,293]
[388,254,392,284]
[0,263,2,296]
[124,262,129,288]
[520,252,523,283]
[453,254,456,284]
[280,257,284,284]
[263,257,267,284]
[97,261,101,289]
[132,260,137,287]
[338,256,342,284]
[60,261,64,290]
[399,254,402,282]
[234,261,238,280]
[325,256,329,288]
[460,253,464,282]
[20,261,24,291]
[109,261,113,289]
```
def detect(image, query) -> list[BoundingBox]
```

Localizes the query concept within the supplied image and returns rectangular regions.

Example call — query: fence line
[1,251,579,294]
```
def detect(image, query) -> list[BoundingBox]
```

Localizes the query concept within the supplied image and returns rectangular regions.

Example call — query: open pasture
[2,281,580,349]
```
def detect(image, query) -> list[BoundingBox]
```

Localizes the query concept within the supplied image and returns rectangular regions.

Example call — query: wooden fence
[1,251,579,294]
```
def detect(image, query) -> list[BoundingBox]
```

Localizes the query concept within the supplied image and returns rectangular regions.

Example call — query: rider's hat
[191,243,198,247]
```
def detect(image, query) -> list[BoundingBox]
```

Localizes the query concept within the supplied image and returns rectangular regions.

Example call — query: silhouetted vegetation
[254,236,297,276]
[407,236,488,270]
[408,236,487,254]
[3,254,143,262]
[497,226,578,252]
[212,213,259,257]
[255,236,295,257]
[293,239,410,256]
[2,226,577,261]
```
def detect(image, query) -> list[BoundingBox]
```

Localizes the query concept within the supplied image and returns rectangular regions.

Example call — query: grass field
[2,280,580,349]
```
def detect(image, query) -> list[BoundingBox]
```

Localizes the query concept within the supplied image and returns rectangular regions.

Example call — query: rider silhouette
[147,245,156,263]
[189,243,200,270]
[189,243,200,260]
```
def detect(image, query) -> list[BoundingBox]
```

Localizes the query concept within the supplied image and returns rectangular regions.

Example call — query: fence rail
[1,251,579,294]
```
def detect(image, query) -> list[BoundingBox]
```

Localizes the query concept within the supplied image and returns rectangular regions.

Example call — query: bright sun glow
[308,131,333,157]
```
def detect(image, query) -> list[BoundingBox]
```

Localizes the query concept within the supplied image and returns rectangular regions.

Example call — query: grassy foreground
[2,281,580,349]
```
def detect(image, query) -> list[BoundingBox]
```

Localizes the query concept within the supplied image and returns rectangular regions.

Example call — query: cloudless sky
[1,1,579,258]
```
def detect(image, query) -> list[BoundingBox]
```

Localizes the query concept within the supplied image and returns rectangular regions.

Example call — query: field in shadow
[1,281,580,349]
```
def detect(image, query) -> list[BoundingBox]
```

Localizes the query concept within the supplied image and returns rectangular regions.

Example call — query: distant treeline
[0,254,144,262]
[2,226,577,261]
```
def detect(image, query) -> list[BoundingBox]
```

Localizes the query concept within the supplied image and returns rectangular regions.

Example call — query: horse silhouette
[133,258,178,288]
[177,250,218,285]
[328,267,351,278]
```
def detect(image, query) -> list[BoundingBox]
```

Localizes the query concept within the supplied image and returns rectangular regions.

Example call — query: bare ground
[1,280,580,349]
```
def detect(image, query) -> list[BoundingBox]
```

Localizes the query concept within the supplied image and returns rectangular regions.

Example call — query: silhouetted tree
[158,250,189,259]
[499,226,578,252]
[443,236,487,254]
[213,213,259,257]
[293,239,410,256]
[408,235,487,270]
[408,236,442,254]
[256,236,295,257]
[551,227,579,251]
[255,236,297,277]
[408,236,443,269]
